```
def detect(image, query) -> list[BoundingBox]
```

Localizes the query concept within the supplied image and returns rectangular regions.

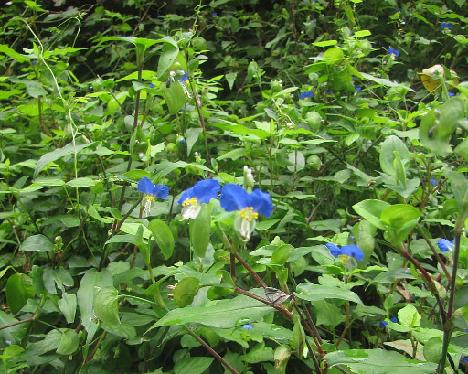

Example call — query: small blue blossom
[379,321,388,328]
[179,72,188,83]
[178,179,220,219]
[355,85,362,92]
[340,244,365,262]
[464,328,468,333]
[440,22,453,29]
[137,177,169,199]
[430,177,438,187]
[137,177,169,217]
[388,47,400,58]
[149,83,155,88]
[438,239,454,253]
[299,91,314,100]
[448,91,455,97]
[211,11,218,17]
[463,357,468,363]
[220,184,273,240]
[325,243,342,257]
[390,316,398,323]
[242,324,253,330]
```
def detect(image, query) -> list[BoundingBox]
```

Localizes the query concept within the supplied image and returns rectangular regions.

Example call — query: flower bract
[437,239,453,253]
[178,179,220,219]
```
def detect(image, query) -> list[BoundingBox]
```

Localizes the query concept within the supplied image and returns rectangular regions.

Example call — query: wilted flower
[388,47,400,58]
[437,239,454,253]
[299,91,314,100]
[220,184,272,240]
[137,177,169,217]
[178,179,220,219]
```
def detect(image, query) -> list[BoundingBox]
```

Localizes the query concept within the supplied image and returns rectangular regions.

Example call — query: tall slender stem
[438,218,463,373]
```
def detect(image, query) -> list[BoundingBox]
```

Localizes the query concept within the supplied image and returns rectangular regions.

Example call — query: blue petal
[153,185,169,199]
[325,242,341,257]
[220,184,249,211]
[430,177,438,187]
[178,179,220,205]
[379,321,388,328]
[390,316,398,323]
[299,91,314,100]
[241,324,253,330]
[341,244,365,262]
[437,239,453,253]
[388,47,400,57]
[137,177,155,194]
[248,188,273,217]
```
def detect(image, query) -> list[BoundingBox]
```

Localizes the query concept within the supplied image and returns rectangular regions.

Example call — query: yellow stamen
[239,207,259,221]
[144,194,155,202]
[182,197,198,207]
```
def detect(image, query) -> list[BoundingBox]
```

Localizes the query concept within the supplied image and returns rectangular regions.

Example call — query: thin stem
[438,218,463,373]
[185,327,239,374]
[0,316,35,331]
[417,227,451,282]
[188,79,210,163]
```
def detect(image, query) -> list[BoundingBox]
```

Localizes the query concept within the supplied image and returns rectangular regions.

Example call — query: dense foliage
[0,0,467,373]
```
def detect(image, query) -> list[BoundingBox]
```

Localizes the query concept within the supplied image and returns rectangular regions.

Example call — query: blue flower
[440,22,453,29]
[137,177,169,217]
[325,243,342,257]
[464,328,468,333]
[430,177,438,187]
[179,72,188,83]
[220,184,272,240]
[137,177,169,199]
[242,324,253,330]
[178,179,220,219]
[379,321,388,328]
[299,91,314,100]
[211,11,218,17]
[149,83,155,88]
[437,239,454,253]
[340,244,365,262]
[355,85,362,92]
[448,91,455,97]
[388,47,400,58]
[463,357,468,363]
[390,316,398,323]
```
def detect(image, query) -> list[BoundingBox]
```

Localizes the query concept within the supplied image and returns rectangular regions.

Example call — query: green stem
[437,218,463,373]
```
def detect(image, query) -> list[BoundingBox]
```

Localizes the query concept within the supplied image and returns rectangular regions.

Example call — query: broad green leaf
[94,286,122,330]
[66,177,98,188]
[149,219,175,260]
[354,29,371,38]
[189,204,211,258]
[19,234,54,252]
[173,277,199,307]
[77,270,113,344]
[5,273,35,314]
[323,47,345,65]
[449,172,468,215]
[174,357,213,374]
[0,44,28,62]
[58,293,77,324]
[295,283,363,304]
[313,40,337,47]
[157,42,179,78]
[56,329,80,356]
[380,204,420,245]
[379,135,410,177]
[34,142,91,177]
[398,304,421,329]
[163,80,187,114]
[186,127,202,156]
[326,348,437,374]
[353,199,389,229]
[155,294,273,328]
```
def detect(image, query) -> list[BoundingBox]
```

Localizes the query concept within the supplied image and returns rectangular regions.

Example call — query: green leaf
[313,40,338,48]
[423,337,442,363]
[34,143,91,177]
[398,304,421,329]
[58,293,77,324]
[354,29,371,38]
[326,348,437,374]
[189,204,211,258]
[173,277,199,307]
[56,329,80,356]
[323,47,345,65]
[155,294,273,328]
[380,204,420,245]
[149,219,175,260]
[5,273,35,314]
[19,234,54,252]
[94,286,121,327]
[353,199,389,229]
[157,42,179,78]
[163,80,187,114]
[174,357,213,374]
[295,283,363,304]
[0,44,28,62]
[186,127,202,156]
[379,135,410,177]
[66,177,98,188]
[449,172,468,215]
[77,270,113,344]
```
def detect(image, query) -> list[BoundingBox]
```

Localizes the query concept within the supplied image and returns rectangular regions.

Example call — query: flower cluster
[325,243,365,262]
[136,176,273,240]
